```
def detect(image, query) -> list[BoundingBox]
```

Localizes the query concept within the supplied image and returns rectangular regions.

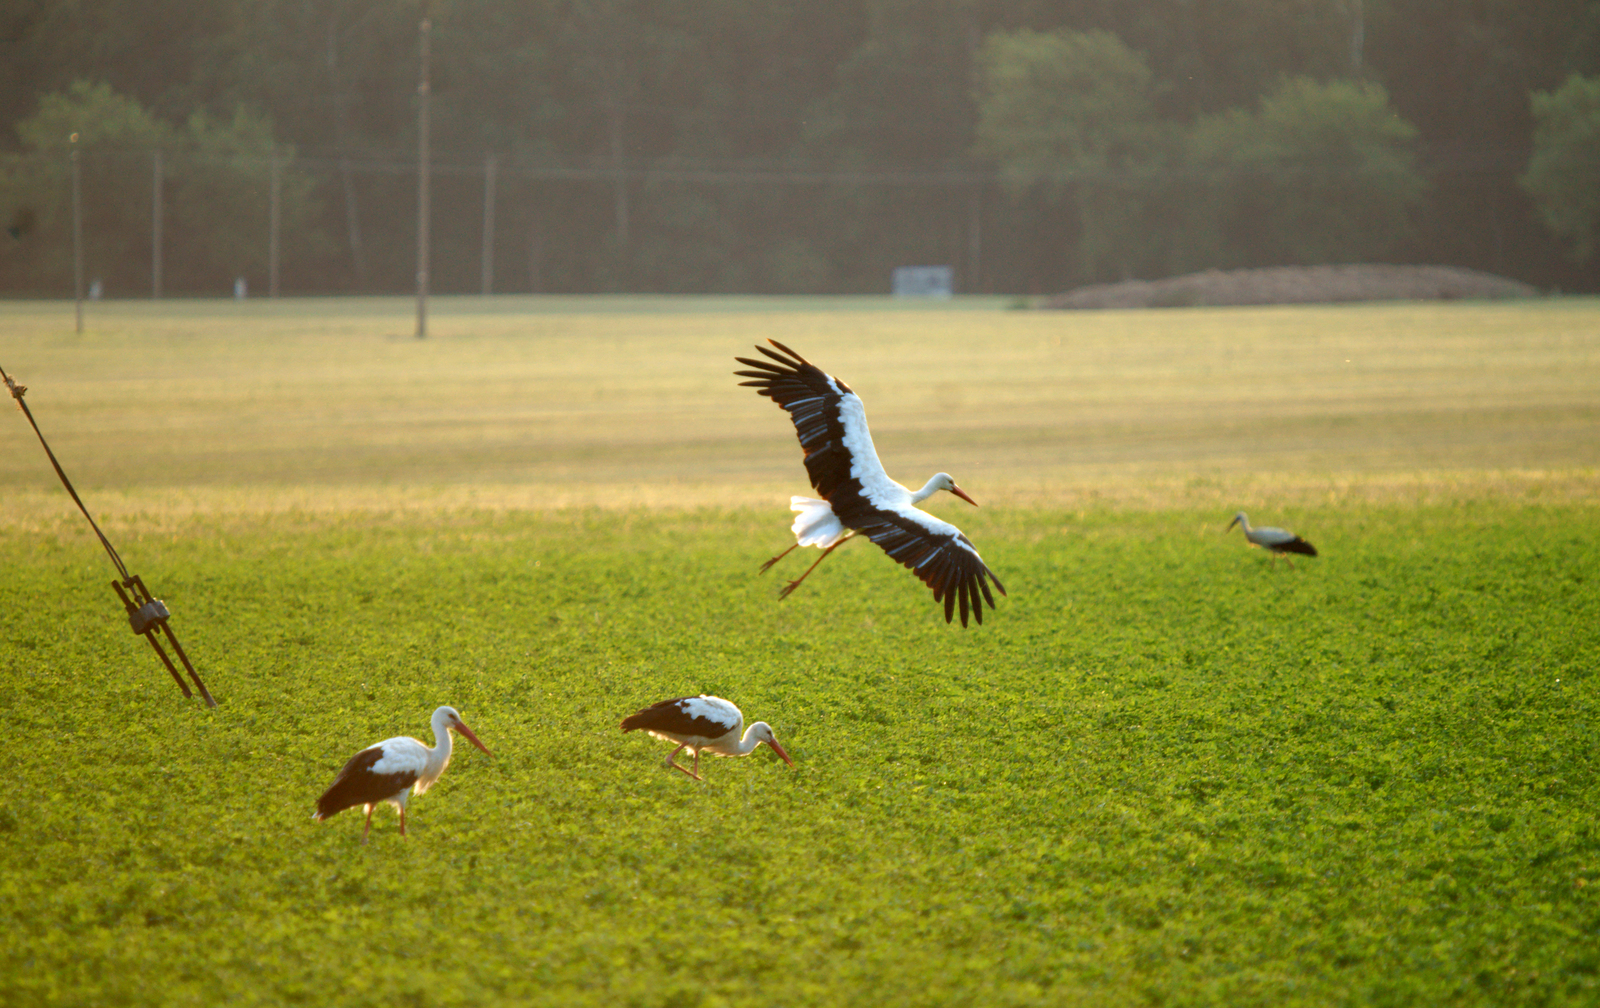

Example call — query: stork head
[436,705,493,756]
[748,722,795,767]
[1226,512,1247,533]
[927,473,978,506]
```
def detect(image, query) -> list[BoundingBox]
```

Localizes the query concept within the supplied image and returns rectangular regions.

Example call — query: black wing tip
[883,536,1005,628]
[619,710,655,732]
[764,338,805,362]
[1280,538,1318,556]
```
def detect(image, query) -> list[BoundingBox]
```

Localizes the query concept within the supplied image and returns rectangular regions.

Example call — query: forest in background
[4,0,1600,297]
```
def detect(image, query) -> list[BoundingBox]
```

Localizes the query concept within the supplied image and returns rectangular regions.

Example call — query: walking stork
[735,339,1006,626]
[313,705,491,843]
[620,695,793,781]
[1227,512,1318,567]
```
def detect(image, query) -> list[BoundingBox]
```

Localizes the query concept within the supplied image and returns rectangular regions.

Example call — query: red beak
[950,484,979,507]
[453,720,493,756]
[765,737,795,767]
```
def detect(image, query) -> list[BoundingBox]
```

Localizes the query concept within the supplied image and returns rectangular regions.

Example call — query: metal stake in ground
[2,364,217,707]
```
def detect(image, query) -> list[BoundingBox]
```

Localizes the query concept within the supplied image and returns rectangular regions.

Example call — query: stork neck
[735,723,765,756]
[427,718,455,774]
[910,477,942,504]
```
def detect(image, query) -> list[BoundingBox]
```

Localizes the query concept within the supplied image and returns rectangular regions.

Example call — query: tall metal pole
[71,134,83,333]
[415,15,431,340]
[481,153,496,295]
[268,147,281,298]
[152,149,163,299]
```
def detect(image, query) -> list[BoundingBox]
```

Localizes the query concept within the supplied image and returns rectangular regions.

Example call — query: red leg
[778,535,853,599]
[759,543,800,574]
[399,806,407,837]
[664,744,702,780]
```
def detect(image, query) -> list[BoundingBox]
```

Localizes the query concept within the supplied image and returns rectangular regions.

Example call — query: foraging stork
[735,339,1006,626]
[1227,512,1318,567]
[620,695,794,781]
[313,705,491,843]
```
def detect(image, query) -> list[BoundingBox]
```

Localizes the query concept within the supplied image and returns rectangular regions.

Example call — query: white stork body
[620,695,794,781]
[1227,512,1318,567]
[314,705,491,843]
[735,339,1006,626]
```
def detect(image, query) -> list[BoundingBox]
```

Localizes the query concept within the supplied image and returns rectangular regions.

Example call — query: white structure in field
[892,265,953,299]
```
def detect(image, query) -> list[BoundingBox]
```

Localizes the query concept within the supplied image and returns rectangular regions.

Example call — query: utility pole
[415,14,431,339]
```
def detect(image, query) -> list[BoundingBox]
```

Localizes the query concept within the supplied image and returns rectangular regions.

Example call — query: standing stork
[1227,512,1318,567]
[735,339,1006,627]
[620,695,793,781]
[313,705,491,843]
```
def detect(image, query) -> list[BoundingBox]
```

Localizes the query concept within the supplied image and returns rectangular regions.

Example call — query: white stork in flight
[1227,512,1318,567]
[313,705,491,843]
[735,339,1006,627]
[620,695,794,781]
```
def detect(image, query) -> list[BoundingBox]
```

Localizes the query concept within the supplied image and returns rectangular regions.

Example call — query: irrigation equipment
[2,364,216,707]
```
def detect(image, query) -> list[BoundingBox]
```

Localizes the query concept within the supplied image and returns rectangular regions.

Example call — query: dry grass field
[2,294,1595,526]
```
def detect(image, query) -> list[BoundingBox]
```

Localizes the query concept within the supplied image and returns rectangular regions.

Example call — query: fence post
[269,147,281,297]
[966,185,982,295]
[481,153,496,295]
[152,149,163,299]
[71,135,83,333]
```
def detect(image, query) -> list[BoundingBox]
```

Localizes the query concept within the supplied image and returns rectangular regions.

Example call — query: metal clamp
[129,598,170,635]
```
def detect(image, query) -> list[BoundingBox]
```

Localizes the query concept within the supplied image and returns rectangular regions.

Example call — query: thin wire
[2,364,131,582]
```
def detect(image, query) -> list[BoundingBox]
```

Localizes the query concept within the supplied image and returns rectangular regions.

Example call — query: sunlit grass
[1,502,1597,1006]
[1,295,1598,1006]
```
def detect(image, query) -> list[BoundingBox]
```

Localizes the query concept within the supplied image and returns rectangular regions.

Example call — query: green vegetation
[974,35,1427,277]
[1524,74,1600,262]
[0,297,1596,1004]
[1,82,319,294]
[1,502,1597,1006]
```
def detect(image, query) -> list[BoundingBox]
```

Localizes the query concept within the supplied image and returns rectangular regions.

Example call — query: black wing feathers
[850,512,1006,627]
[620,698,731,739]
[315,747,418,819]
[735,340,858,500]
[1276,537,1317,556]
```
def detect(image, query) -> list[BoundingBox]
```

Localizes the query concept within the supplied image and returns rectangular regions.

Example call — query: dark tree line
[3,0,1600,296]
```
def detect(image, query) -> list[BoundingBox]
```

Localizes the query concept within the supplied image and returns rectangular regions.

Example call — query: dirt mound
[1039,264,1539,309]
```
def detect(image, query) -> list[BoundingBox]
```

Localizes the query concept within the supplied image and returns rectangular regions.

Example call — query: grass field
[1,296,1598,1006]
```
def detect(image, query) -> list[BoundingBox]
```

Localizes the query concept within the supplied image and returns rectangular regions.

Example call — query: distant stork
[620,695,793,781]
[314,705,491,843]
[735,339,1006,626]
[1227,512,1318,567]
